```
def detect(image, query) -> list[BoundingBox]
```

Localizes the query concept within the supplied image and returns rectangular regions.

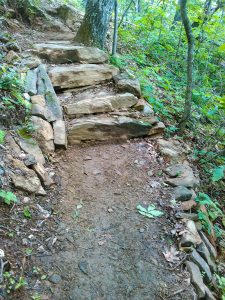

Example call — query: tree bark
[112,0,118,55]
[179,0,195,132]
[74,0,114,49]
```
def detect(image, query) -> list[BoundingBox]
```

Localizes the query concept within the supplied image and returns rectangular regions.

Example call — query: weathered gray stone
[31,116,55,154]
[31,104,47,120]
[11,159,41,194]
[31,95,46,107]
[190,249,212,283]
[53,120,67,148]
[148,122,165,136]
[174,186,193,202]
[21,56,41,69]
[25,68,38,96]
[49,274,62,284]
[64,93,138,116]
[114,74,141,98]
[180,220,202,248]
[204,285,216,300]
[5,50,20,62]
[175,212,198,221]
[197,242,217,272]
[165,164,199,188]
[199,231,217,260]
[48,64,118,90]
[32,163,54,187]
[68,115,160,143]
[158,139,188,163]
[185,261,206,299]
[34,43,108,64]
[18,136,45,165]
[37,64,63,122]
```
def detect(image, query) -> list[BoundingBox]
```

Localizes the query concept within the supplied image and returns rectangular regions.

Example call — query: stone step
[67,115,165,143]
[48,64,118,90]
[33,43,108,64]
[64,93,138,116]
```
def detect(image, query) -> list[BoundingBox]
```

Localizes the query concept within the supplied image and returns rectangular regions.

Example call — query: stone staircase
[26,41,165,146]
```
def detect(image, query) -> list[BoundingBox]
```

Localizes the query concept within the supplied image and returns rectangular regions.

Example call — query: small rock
[5,50,20,62]
[108,208,113,213]
[53,120,67,149]
[157,138,189,163]
[165,164,199,188]
[180,220,202,248]
[147,170,153,176]
[204,284,216,300]
[197,242,217,272]
[31,116,55,154]
[185,261,206,299]
[114,73,141,98]
[174,186,193,202]
[23,154,37,167]
[181,199,197,211]
[84,155,92,161]
[32,163,54,187]
[199,231,217,260]
[190,249,212,283]
[31,104,48,120]
[175,212,198,221]
[139,228,145,233]
[11,159,41,194]
[49,274,62,284]
[31,95,46,107]
[36,185,47,196]
[134,99,146,111]
[78,261,89,275]
[6,41,20,52]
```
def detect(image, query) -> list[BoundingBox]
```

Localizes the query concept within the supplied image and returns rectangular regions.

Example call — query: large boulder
[68,115,163,143]
[33,43,108,64]
[48,64,119,90]
[64,93,138,116]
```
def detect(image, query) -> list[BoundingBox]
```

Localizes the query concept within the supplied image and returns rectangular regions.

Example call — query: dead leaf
[163,246,180,263]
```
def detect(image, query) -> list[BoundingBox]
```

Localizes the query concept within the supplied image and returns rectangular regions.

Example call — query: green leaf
[218,43,225,52]
[23,206,32,218]
[212,166,225,182]
[0,190,17,205]
[137,204,164,218]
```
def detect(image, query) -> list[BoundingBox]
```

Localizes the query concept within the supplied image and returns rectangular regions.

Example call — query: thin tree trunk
[175,23,183,61]
[118,0,134,28]
[179,0,195,132]
[112,0,118,55]
[75,0,114,49]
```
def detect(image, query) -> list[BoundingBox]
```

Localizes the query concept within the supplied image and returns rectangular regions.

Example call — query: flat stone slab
[68,115,163,143]
[64,93,138,116]
[48,64,118,90]
[33,43,108,64]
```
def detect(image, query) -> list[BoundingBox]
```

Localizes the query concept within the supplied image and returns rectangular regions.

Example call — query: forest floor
[30,139,194,300]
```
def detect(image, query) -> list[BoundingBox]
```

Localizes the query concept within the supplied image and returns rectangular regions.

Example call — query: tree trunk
[74,0,114,49]
[112,0,118,55]
[179,0,195,132]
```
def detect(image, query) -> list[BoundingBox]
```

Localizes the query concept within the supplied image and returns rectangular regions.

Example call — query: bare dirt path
[33,139,193,300]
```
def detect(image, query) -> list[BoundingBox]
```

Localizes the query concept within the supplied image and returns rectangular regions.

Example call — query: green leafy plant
[0,190,17,205]
[212,165,225,182]
[215,274,225,300]
[3,272,27,294]
[137,204,164,218]
[23,206,32,218]
[0,130,5,144]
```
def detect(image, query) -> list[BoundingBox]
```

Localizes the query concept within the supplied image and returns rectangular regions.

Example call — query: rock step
[68,115,165,143]
[48,64,118,90]
[33,43,108,64]
[64,93,138,116]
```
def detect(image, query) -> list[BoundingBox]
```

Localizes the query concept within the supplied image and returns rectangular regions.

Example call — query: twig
[0,144,6,150]
[166,288,187,298]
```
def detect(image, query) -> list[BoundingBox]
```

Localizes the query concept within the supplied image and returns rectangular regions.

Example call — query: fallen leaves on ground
[137,204,164,218]
[163,246,180,263]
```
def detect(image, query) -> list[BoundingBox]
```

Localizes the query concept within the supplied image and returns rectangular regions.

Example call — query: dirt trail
[33,139,193,300]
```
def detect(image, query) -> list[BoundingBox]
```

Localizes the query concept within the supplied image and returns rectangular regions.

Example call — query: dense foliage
[110,0,225,198]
